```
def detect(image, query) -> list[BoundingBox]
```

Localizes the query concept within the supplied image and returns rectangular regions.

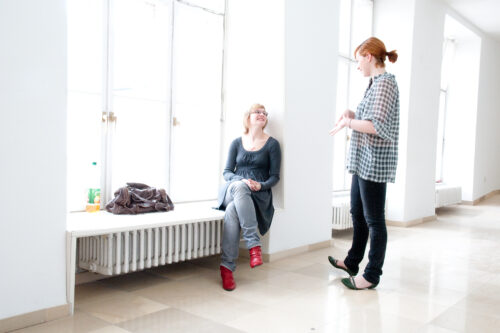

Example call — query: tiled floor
[14,195,500,332]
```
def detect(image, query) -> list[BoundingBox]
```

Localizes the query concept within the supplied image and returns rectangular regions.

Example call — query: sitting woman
[216,103,281,291]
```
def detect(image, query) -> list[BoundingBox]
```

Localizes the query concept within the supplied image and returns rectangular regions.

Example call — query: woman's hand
[243,179,261,191]
[330,109,354,136]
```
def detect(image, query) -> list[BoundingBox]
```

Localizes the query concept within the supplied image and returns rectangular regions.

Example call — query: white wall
[403,0,445,220]
[267,0,338,253]
[473,37,500,198]
[375,0,500,220]
[443,35,481,201]
[373,0,415,221]
[440,9,500,201]
[375,0,445,223]
[0,0,67,320]
[223,0,285,208]
[224,0,338,254]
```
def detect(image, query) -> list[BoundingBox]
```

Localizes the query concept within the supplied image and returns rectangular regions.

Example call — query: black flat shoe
[328,256,356,276]
[341,276,378,290]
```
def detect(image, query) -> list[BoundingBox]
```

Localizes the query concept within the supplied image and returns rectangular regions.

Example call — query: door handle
[102,112,117,123]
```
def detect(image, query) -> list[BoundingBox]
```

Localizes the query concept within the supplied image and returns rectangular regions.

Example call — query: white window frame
[67,0,226,211]
[436,37,455,183]
[333,0,373,193]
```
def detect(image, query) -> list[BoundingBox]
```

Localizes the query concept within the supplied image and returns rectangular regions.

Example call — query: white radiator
[78,219,223,275]
[435,185,462,208]
[332,197,352,230]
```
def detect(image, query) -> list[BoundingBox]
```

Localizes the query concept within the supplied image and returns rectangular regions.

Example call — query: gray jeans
[221,181,261,271]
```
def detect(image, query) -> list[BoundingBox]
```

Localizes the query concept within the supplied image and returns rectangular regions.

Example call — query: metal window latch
[101,112,117,123]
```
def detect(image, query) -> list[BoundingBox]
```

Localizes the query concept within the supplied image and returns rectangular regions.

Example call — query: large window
[333,0,373,192]
[436,38,455,183]
[67,0,225,211]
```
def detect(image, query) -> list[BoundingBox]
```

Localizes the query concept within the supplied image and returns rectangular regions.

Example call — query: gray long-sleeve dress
[216,136,281,235]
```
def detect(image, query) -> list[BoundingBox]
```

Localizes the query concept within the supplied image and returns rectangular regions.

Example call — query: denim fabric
[220,181,261,272]
[344,174,387,284]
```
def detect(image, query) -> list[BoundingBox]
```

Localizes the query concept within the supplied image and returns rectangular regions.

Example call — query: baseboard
[76,271,115,285]
[386,215,436,227]
[0,304,70,333]
[262,239,333,262]
[462,189,500,206]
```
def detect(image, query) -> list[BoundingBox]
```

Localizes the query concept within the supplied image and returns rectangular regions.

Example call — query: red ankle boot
[220,266,236,291]
[249,246,263,268]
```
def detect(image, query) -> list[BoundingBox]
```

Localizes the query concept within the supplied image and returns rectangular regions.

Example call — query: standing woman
[216,103,281,291]
[329,37,399,290]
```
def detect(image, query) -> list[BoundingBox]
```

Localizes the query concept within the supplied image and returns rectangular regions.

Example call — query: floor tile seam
[130,287,230,307]
[365,303,449,326]
[100,305,172,326]
[172,302,264,326]
[334,309,426,332]
[429,307,500,331]
[76,294,172,323]
[117,307,237,331]
[72,309,129,326]
[223,305,338,332]
[227,275,310,292]
[396,290,469,308]
[424,321,462,333]
[451,299,500,319]
[77,287,172,309]
[364,291,454,320]
[222,291,301,308]
[74,290,137,308]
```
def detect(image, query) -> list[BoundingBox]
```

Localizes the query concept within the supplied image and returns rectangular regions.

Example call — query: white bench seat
[66,202,225,314]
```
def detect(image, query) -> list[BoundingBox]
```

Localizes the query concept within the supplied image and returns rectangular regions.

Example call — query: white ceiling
[442,0,500,42]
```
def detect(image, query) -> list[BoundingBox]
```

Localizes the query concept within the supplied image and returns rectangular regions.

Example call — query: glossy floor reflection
[14,195,500,332]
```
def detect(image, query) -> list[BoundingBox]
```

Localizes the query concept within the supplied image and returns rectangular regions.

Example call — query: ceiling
[441,0,500,42]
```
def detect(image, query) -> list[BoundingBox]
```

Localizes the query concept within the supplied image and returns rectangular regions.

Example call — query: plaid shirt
[347,72,400,183]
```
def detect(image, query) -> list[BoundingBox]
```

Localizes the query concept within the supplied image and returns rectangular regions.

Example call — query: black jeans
[344,174,387,284]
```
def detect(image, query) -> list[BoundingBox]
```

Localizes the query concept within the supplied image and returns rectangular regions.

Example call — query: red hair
[355,37,398,68]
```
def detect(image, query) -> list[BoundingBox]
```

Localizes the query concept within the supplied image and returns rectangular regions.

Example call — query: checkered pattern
[347,72,400,183]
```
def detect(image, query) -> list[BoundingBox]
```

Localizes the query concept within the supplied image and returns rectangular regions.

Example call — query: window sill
[67,201,224,237]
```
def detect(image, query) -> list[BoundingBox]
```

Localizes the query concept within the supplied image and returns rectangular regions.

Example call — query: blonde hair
[243,103,268,134]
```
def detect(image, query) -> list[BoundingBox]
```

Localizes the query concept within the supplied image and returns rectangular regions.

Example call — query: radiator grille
[332,199,352,230]
[435,185,462,208]
[78,219,223,275]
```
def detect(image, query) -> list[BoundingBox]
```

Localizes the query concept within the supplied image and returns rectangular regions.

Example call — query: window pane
[333,59,349,191]
[350,0,373,54]
[67,0,104,211]
[435,91,446,182]
[333,0,372,194]
[338,0,351,56]
[440,39,456,90]
[170,3,224,201]
[111,0,172,192]
[112,0,172,101]
[67,0,103,93]
[181,0,225,14]
[348,61,368,110]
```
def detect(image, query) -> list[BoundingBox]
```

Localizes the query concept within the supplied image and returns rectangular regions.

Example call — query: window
[333,0,373,192]
[67,0,225,211]
[436,38,455,183]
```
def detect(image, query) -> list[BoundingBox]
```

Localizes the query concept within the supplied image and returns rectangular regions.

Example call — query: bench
[66,202,225,314]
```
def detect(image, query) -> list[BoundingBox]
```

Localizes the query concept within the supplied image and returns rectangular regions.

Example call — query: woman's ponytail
[386,50,398,63]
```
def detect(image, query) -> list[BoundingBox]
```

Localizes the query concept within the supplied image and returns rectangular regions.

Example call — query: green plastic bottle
[86,162,101,212]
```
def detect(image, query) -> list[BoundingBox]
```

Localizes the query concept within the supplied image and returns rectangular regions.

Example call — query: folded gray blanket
[105,182,174,214]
